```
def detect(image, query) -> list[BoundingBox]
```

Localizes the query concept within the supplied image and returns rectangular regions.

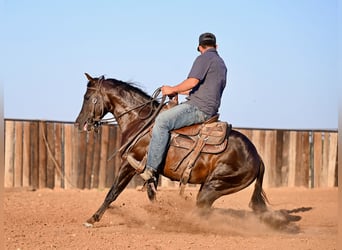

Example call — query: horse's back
[228,129,259,154]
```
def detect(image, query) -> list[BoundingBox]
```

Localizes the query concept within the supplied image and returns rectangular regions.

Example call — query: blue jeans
[147,102,210,172]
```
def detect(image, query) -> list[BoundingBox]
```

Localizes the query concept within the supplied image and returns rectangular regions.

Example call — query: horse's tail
[249,158,269,213]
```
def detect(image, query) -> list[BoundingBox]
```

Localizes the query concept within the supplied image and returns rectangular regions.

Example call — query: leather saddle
[167,115,232,194]
[170,115,231,154]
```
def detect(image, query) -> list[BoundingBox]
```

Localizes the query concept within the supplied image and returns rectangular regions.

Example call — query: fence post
[327,132,338,187]
[5,120,14,187]
[23,121,31,187]
[313,132,323,187]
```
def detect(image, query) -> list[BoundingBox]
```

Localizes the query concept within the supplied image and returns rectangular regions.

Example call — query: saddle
[171,115,229,153]
[168,115,232,194]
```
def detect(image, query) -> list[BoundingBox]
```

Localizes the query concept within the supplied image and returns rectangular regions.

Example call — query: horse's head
[75,73,113,131]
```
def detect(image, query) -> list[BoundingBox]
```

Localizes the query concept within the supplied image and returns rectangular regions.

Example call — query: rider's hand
[161,85,176,97]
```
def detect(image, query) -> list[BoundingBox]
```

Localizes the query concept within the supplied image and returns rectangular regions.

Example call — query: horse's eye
[84,95,90,101]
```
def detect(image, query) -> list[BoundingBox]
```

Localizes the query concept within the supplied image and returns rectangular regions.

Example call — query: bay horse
[75,73,268,227]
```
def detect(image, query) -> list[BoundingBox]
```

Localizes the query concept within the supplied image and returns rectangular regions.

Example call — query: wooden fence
[4,119,338,189]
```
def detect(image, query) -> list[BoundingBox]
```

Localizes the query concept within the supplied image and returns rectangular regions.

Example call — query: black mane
[107,78,153,101]
[87,75,154,102]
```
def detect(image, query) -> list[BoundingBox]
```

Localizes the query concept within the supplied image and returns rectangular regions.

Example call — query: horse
[75,73,269,227]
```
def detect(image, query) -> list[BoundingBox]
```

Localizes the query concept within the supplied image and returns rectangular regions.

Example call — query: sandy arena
[4,185,338,250]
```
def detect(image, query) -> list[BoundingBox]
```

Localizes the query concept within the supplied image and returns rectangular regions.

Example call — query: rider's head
[197,32,217,52]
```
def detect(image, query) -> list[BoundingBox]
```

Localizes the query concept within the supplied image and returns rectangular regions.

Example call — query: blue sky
[1,0,339,129]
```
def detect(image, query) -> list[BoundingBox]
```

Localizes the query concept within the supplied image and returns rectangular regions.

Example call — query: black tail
[249,158,269,213]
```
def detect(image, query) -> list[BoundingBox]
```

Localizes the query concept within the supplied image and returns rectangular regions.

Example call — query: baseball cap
[197,32,216,51]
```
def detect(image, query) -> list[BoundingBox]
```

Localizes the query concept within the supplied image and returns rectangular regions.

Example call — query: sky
[1,0,339,130]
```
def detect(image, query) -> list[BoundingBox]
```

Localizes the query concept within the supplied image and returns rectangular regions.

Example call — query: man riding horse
[127,32,227,195]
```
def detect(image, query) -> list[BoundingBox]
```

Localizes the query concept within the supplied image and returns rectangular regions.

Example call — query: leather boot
[140,167,156,181]
[127,155,156,181]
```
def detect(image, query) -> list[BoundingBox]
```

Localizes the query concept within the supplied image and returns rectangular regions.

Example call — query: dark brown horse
[75,73,268,227]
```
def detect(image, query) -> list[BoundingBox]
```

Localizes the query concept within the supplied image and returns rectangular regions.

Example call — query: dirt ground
[4,185,338,250]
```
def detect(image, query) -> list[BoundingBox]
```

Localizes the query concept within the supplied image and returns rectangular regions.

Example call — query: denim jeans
[147,102,210,172]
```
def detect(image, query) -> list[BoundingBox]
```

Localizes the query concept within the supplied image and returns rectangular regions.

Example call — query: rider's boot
[139,167,156,181]
[127,154,156,180]
[127,155,157,201]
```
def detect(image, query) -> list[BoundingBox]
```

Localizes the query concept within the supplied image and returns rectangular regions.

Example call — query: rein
[116,88,163,120]
[111,89,166,160]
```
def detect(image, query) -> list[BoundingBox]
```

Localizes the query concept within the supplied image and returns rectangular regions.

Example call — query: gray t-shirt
[186,48,227,117]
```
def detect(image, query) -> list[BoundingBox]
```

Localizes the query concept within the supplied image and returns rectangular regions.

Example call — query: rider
[128,32,227,184]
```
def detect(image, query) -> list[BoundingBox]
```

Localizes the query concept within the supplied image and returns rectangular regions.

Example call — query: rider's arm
[162,77,199,96]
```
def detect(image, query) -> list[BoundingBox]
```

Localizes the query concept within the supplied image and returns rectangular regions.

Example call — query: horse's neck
[108,93,153,135]
[113,105,155,149]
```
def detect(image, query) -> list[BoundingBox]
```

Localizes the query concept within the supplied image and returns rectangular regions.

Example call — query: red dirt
[4,186,337,250]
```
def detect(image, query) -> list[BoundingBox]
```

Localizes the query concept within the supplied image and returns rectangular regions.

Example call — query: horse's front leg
[84,161,136,227]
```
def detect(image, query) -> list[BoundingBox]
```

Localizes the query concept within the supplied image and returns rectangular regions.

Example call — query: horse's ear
[84,73,94,82]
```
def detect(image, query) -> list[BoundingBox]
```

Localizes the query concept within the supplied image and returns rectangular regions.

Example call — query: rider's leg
[138,103,209,180]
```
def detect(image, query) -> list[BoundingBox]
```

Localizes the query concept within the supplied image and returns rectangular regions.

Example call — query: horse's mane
[110,78,153,100]
[88,76,154,102]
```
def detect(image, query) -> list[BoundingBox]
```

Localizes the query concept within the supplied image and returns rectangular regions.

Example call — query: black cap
[197,32,216,51]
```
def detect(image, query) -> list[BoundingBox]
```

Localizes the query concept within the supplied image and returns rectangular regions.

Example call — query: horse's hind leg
[195,167,234,210]
[196,163,257,211]
[85,162,135,227]
[196,183,221,210]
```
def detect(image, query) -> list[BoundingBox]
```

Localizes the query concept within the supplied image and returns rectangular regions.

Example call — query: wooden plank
[91,130,102,188]
[251,130,266,186]
[77,131,87,189]
[30,121,39,190]
[321,132,330,187]
[264,130,277,187]
[275,130,284,187]
[327,132,337,187]
[84,132,95,189]
[72,128,80,188]
[14,121,23,187]
[22,121,31,187]
[313,132,323,187]
[63,124,74,189]
[46,122,55,189]
[98,125,109,189]
[281,131,290,186]
[295,132,309,187]
[287,131,297,187]
[106,126,116,187]
[54,123,63,188]
[4,120,15,187]
[38,121,47,188]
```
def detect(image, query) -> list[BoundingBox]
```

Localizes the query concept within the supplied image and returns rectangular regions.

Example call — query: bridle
[85,77,167,158]
[85,77,111,131]
[85,77,165,132]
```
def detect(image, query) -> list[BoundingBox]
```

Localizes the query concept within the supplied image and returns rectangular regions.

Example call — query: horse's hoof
[83,222,94,228]
[147,181,157,202]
